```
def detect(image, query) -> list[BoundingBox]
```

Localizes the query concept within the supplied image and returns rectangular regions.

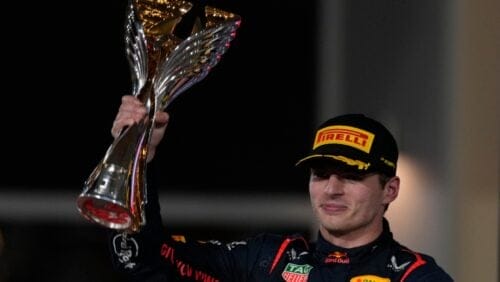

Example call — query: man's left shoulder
[390,245,453,282]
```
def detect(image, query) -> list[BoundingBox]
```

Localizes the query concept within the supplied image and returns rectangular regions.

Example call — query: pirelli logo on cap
[314,125,375,153]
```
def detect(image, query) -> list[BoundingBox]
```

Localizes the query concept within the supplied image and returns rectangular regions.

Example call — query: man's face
[309,166,398,242]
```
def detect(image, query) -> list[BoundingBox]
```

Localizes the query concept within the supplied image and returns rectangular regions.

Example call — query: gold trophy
[76,0,241,232]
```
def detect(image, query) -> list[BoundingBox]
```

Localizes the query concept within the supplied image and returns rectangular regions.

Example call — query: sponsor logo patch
[314,125,375,153]
[387,255,411,272]
[226,240,247,250]
[112,233,139,269]
[286,248,309,261]
[349,274,390,282]
[324,251,350,264]
[171,235,186,243]
[281,263,313,282]
[161,243,220,281]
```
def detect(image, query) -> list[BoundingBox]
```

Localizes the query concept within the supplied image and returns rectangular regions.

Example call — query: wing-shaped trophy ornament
[76,0,241,232]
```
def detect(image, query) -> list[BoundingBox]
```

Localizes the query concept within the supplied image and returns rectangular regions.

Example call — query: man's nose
[324,174,344,194]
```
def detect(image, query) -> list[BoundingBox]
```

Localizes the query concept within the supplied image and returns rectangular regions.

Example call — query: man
[108,95,453,281]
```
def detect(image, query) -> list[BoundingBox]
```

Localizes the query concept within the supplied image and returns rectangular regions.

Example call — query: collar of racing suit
[312,218,393,265]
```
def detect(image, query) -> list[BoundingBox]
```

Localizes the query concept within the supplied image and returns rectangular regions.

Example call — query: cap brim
[295,154,373,172]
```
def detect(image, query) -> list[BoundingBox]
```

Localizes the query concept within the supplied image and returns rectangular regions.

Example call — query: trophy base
[77,196,132,230]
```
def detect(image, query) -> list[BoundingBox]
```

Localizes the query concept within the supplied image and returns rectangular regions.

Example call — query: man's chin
[319,216,350,232]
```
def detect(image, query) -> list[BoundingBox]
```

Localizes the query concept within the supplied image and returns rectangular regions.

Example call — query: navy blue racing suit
[108,186,453,281]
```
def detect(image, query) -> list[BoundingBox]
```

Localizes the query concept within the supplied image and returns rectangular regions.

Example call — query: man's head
[296,113,398,177]
[297,114,400,246]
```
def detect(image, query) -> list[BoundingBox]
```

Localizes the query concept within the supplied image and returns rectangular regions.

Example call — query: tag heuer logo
[281,263,313,282]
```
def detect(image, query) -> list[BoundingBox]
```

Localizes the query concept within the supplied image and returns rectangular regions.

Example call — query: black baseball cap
[296,114,398,176]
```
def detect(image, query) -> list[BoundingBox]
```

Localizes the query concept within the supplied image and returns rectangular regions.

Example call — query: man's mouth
[320,203,348,214]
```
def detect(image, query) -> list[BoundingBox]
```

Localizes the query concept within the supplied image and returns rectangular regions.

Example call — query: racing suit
[108,186,453,282]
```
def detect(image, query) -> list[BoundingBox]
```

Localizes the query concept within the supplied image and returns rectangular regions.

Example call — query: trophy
[76,0,241,232]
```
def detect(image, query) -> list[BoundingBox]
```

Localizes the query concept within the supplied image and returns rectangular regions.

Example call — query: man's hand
[111,95,170,162]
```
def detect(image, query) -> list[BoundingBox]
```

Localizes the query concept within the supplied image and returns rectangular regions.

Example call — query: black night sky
[3,1,316,194]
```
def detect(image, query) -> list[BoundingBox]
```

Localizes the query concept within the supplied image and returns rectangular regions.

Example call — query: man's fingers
[111,117,137,138]
[154,112,170,126]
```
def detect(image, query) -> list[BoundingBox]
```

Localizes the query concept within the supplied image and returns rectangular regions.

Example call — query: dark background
[3,0,316,193]
[1,1,317,281]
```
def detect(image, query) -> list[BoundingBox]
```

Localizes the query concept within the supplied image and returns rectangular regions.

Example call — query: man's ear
[383,176,400,205]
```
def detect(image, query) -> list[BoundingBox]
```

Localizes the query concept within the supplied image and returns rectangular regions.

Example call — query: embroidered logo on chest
[287,248,309,261]
[112,232,139,269]
[387,255,411,272]
[324,251,350,264]
[281,263,313,282]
